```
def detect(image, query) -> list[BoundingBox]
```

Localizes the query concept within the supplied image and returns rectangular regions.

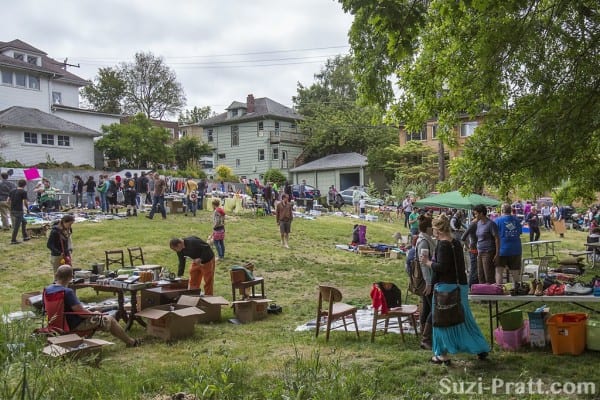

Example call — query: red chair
[35,288,97,338]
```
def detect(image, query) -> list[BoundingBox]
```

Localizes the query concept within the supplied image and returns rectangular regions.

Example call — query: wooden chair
[127,246,145,267]
[315,284,359,342]
[105,249,125,272]
[230,268,265,301]
[370,283,419,343]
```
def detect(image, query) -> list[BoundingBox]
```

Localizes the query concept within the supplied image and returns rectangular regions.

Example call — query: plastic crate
[499,310,523,331]
[494,320,529,351]
[547,313,587,355]
[586,320,600,351]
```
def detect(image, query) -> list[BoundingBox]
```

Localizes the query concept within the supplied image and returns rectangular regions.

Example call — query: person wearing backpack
[414,214,436,350]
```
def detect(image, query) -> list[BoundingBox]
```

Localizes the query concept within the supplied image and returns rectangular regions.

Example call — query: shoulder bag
[433,240,465,327]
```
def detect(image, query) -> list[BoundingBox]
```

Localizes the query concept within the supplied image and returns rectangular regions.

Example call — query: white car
[339,189,384,206]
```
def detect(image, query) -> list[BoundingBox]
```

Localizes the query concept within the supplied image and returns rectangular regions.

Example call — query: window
[1,70,11,84]
[207,128,213,142]
[57,135,70,146]
[272,148,279,160]
[13,52,24,61]
[15,72,26,87]
[235,159,240,167]
[41,134,54,145]
[274,121,280,134]
[258,121,263,131]
[231,109,238,117]
[218,153,226,160]
[258,149,265,161]
[24,132,38,144]
[406,126,427,141]
[27,55,38,65]
[431,124,438,139]
[460,121,478,137]
[290,122,296,130]
[231,125,239,146]
[52,91,62,104]
[28,75,39,89]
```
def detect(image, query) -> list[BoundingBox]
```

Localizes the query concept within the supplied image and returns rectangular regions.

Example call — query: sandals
[429,356,451,366]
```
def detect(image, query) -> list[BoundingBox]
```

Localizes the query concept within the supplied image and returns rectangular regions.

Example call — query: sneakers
[10,241,20,245]
[528,280,538,295]
[509,282,530,296]
[23,237,31,241]
[565,283,593,295]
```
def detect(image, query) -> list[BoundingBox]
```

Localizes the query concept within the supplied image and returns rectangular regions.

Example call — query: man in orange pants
[169,236,216,294]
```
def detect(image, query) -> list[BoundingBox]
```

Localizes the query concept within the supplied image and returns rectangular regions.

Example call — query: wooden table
[469,294,600,347]
[522,239,561,260]
[71,282,147,331]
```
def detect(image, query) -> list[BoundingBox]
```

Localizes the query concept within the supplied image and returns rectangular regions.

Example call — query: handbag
[433,240,465,327]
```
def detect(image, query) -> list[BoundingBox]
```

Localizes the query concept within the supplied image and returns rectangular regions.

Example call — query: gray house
[289,152,377,194]
[195,94,305,181]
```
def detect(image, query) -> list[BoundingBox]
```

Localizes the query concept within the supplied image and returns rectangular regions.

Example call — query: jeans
[198,193,204,210]
[468,251,479,286]
[86,192,95,209]
[99,192,108,212]
[148,195,166,218]
[186,197,197,216]
[214,239,225,258]
[11,211,27,242]
[529,227,540,242]
[75,192,83,208]
[404,211,410,227]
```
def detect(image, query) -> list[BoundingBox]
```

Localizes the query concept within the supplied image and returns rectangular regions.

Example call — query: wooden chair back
[105,249,125,271]
[127,246,145,266]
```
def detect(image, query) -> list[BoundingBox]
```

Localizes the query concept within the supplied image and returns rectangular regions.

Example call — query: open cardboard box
[135,295,204,340]
[232,298,272,323]
[43,333,113,359]
[190,295,229,323]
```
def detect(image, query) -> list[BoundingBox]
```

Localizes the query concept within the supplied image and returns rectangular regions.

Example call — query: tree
[293,55,397,160]
[367,141,438,185]
[340,0,600,198]
[215,165,236,182]
[96,113,173,168]
[172,136,212,169]
[178,106,214,124]
[263,169,287,187]
[80,67,125,114]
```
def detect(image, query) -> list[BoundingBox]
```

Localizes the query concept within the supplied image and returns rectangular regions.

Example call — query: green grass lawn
[1,209,599,399]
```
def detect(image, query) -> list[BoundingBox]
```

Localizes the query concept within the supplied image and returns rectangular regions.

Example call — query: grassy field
[1,207,599,399]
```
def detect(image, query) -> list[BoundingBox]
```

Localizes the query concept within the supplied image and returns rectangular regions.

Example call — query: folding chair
[370,282,419,343]
[105,249,125,272]
[35,288,96,338]
[127,246,145,267]
[315,284,359,342]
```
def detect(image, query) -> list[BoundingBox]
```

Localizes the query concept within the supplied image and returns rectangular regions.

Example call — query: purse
[433,240,465,327]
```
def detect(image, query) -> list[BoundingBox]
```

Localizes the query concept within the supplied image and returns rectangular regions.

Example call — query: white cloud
[2,0,353,115]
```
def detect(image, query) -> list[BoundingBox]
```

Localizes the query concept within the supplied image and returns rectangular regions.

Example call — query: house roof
[196,97,302,127]
[289,152,367,172]
[0,39,89,86]
[52,104,122,118]
[0,106,101,137]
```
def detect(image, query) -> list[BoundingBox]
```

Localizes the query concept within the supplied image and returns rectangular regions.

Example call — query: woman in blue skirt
[420,213,490,365]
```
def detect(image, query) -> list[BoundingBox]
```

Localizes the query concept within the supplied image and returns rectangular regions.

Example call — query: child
[359,196,366,214]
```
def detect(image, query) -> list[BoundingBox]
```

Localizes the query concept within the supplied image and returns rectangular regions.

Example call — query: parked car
[339,188,384,206]
[291,184,321,199]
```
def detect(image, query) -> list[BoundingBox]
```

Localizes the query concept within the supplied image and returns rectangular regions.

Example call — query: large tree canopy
[293,55,397,161]
[340,0,600,197]
[96,113,173,169]
[81,52,186,120]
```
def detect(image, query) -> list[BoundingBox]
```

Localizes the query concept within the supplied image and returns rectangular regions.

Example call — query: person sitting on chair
[45,265,141,347]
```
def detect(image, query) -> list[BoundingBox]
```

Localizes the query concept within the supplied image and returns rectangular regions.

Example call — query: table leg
[114,291,128,322]
[125,289,146,331]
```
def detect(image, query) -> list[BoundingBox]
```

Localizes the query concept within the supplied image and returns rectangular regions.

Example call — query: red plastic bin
[546,313,587,355]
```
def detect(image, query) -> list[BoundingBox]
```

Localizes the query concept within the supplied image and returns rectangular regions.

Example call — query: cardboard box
[135,295,204,340]
[194,296,229,323]
[232,299,271,323]
[140,287,200,310]
[43,333,113,359]
[21,291,42,311]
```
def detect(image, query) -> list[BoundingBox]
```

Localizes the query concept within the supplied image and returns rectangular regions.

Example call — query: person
[184,177,198,217]
[461,215,479,287]
[352,187,360,214]
[97,174,109,213]
[7,179,30,244]
[263,183,273,215]
[408,207,420,237]
[525,206,541,242]
[122,172,137,217]
[327,186,336,210]
[72,175,84,208]
[169,236,215,294]
[473,204,499,284]
[541,203,552,230]
[0,172,16,230]
[419,213,490,365]
[46,265,140,347]
[283,181,292,200]
[47,215,75,273]
[197,178,206,210]
[495,203,522,285]
[146,174,167,220]
[82,176,96,209]
[212,198,226,260]
[299,180,306,199]
[35,177,61,211]
[415,214,436,350]
[276,193,293,248]
[450,210,465,241]
[359,196,366,215]
[402,195,413,228]
[136,171,150,212]
[554,205,567,238]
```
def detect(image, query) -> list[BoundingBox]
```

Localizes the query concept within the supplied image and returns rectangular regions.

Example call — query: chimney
[247,94,255,113]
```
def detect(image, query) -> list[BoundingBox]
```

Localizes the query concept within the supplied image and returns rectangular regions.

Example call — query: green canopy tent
[414,191,500,210]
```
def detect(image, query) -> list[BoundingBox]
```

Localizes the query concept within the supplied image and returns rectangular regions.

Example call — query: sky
[2,0,354,116]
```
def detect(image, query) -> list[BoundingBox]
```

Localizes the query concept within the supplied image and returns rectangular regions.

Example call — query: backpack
[408,238,428,297]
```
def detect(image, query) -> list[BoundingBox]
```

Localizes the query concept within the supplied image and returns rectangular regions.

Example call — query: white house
[0,39,118,167]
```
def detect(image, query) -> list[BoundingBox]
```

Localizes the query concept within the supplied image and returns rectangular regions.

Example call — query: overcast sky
[2,0,354,116]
